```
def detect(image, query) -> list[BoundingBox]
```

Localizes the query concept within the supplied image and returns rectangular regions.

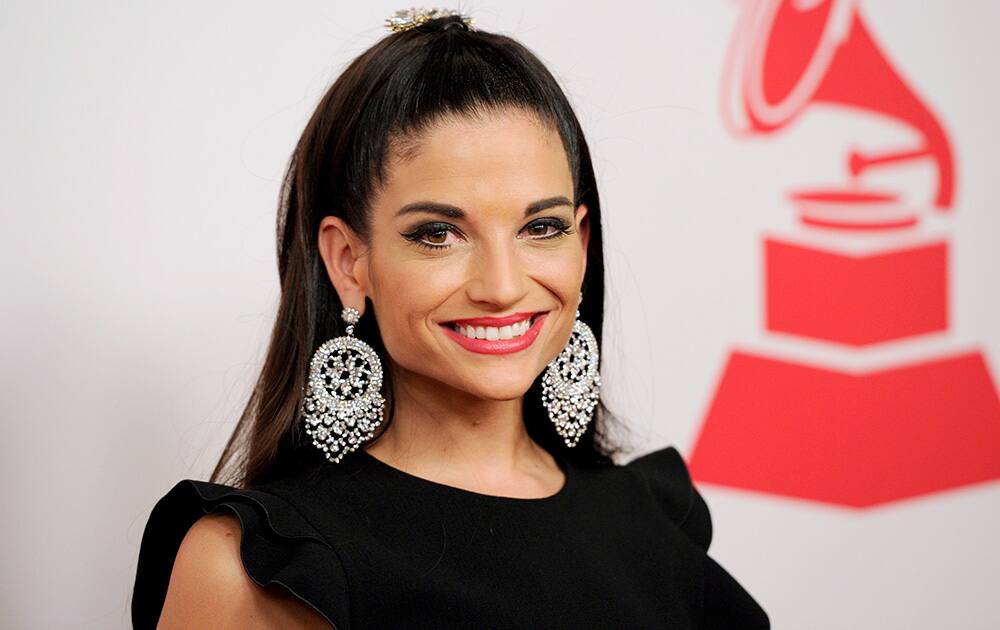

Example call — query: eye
[400,222,464,250]
[520,217,575,241]
[400,217,575,252]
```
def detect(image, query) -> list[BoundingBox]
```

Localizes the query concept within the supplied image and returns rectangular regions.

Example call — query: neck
[363,362,561,493]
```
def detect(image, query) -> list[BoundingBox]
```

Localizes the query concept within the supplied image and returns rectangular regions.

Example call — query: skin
[158,513,330,629]
[318,107,590,499]
[158,107,590,628]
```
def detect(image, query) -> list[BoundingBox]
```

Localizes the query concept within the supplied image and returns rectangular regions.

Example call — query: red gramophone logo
[689,0,1000,507]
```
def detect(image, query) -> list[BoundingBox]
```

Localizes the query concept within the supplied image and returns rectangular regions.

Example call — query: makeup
[440,312,549,355]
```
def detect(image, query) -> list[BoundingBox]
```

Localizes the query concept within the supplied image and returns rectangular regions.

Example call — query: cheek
[524,247,584,296]
[367,250,466,354]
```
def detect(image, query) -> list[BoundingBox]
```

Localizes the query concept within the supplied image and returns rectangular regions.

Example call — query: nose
[465,236,528,308]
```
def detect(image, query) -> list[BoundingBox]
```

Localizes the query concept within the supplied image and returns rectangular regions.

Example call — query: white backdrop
[2,1,998,628]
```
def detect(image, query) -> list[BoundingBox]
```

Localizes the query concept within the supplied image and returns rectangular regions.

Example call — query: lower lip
[441,313,548,355]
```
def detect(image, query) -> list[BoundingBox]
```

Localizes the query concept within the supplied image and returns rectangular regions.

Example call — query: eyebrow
[395,195,574,220]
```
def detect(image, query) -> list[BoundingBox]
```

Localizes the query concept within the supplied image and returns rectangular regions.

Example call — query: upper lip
[443,311,546,327]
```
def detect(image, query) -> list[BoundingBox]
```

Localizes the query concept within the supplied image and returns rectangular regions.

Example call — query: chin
[456,371,540,402]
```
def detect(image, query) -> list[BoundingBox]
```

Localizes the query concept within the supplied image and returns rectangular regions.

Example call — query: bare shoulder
[157,511,331,629]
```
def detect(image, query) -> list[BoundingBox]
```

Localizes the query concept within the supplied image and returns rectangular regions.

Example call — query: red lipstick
[446,311,538,328]
[440,312,548,355]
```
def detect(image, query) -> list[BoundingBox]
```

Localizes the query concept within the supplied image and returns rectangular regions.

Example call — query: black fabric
[131,445,769,629]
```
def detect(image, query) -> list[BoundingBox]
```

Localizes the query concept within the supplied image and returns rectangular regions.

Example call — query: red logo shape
[691,0,1000,508]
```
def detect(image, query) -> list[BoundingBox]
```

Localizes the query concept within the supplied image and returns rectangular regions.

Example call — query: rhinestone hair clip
[384,7,476,33]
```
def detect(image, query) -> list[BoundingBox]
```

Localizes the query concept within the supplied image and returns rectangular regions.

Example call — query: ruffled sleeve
[131,479,350,630]
[628,446,771,629]
[626,445,713,551]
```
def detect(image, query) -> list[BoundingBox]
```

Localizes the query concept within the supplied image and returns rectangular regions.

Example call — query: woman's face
[320,108,589,401]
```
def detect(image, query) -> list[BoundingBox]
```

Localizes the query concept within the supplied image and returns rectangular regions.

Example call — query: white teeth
[452,317,533,340]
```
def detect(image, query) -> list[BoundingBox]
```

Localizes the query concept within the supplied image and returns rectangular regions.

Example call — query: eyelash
[401,218,575,251]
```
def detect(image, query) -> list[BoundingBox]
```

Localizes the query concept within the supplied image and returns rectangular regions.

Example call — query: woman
[131,9,770,629]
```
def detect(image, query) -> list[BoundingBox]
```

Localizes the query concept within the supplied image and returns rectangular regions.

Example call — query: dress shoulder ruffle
[625,445,713,551]
[131,479,350,629]
[627,447,771,628]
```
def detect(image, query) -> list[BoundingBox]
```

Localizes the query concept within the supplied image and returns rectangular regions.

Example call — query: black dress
[131,445,770,629]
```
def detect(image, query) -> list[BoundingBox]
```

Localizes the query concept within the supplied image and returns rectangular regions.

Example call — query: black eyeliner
[401,216,574,251]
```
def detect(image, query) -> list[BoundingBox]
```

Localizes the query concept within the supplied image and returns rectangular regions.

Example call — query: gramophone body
[691,0,1000,508]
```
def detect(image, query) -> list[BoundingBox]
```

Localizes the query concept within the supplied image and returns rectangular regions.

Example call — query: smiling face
[318,107,589,402]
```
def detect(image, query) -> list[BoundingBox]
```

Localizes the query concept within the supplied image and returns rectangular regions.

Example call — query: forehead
[381,109,572,211]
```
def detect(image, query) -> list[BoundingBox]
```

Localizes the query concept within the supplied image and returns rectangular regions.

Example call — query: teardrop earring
[541,292,601,447]
[301,306,386,463]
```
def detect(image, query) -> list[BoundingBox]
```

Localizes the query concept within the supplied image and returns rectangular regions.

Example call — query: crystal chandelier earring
[301,306,386,464]
[541,292,602,447]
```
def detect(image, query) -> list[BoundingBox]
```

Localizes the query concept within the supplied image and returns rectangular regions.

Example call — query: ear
[316,215,370,314]
[575,203,590,276]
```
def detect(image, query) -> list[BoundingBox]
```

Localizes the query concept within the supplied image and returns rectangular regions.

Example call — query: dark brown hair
[210,15,632,488]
